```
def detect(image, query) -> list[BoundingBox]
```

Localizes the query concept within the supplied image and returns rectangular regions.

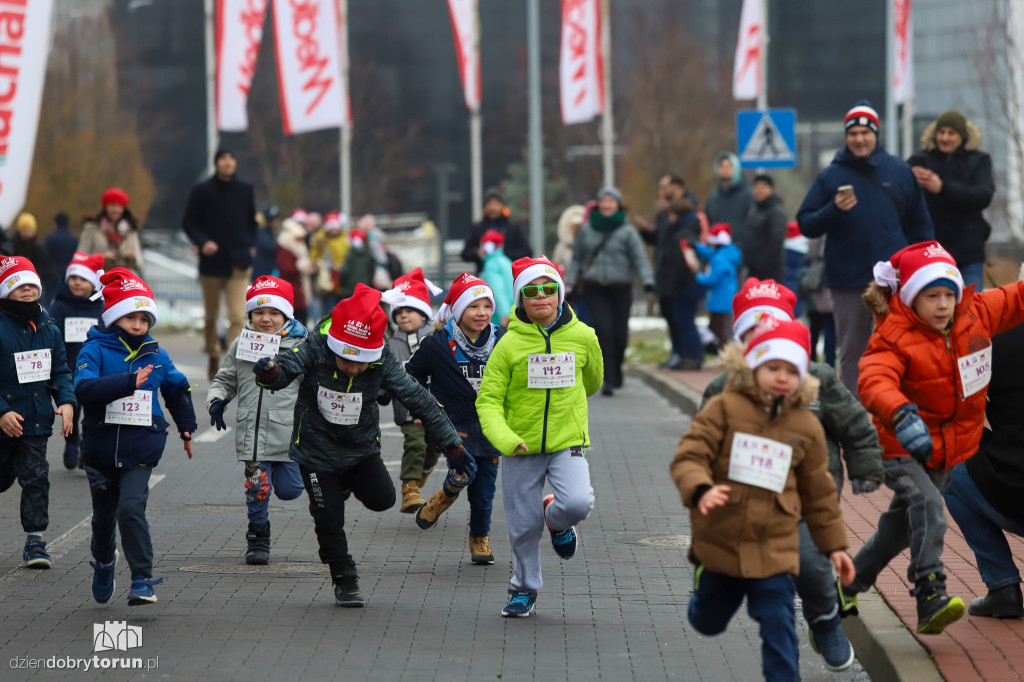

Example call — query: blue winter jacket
[74,326,197,469]
[48,282,104,373]
[695,243,742,314]
[797,146,934,289]
[0,301,77,440]
[479,248,514,324]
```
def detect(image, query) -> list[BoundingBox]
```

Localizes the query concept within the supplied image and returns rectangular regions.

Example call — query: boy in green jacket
[477,256,604,617]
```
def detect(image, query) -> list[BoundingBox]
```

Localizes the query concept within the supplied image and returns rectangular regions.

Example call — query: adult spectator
[943,321,1024,619]
[310,210,350,311]
[552,204,585,272]
[79,188,144,274]
[704,152,754,252]
[252,204,280,281]
[43,212,79,284]
[566,187,654,396]
[276,216,314,325]
[12,212,56,305]
[797,100,934,396]
[743,174,787,281]
[908,110,995,291]
[461,188,531,272]
[182,148,258,380]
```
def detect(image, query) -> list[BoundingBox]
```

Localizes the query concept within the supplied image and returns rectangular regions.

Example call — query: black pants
[64,405,82,447]
[300,456,396,578]
[585,282,633,388]
[0,436,49,532]
[659,295,678,357]
[86,464,154,577]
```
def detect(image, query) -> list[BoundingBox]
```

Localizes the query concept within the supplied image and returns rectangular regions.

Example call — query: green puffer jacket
[477,305,603,455]
[259,317,463,473]
[700,359,883,494]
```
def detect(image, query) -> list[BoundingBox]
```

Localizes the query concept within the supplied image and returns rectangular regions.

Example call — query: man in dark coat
[182,148,257,379]
[744,175,788,282]
[43,212,79,285]
[705,152,754,252]
[461,188,531,273]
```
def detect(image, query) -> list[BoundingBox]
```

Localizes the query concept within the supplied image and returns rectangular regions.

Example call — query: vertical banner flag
[559,0,603,125]
[732,0,763,101]
[447,0,480,110]
[0,0,53,228]
[892,0,914,104]
[272,0,347,135]
[215,0,268,132]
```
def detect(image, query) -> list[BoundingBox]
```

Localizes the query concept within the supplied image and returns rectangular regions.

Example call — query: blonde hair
[15,212,37,235]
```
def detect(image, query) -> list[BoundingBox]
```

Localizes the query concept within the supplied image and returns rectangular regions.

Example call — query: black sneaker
[501,589,537,617]
[912,572,965,634]
[22,539,51,569]
[334,576,364,607]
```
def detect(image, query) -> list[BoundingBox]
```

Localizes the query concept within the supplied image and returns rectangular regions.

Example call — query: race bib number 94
[236,329,281,363]
[727,432,794,494]
[317,386,363,425]
[527,352,576,389]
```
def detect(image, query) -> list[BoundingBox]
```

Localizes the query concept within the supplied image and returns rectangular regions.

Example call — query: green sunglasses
[521,282,560,299]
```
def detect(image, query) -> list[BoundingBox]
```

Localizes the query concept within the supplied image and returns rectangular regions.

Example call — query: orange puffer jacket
[858,281,1024,471]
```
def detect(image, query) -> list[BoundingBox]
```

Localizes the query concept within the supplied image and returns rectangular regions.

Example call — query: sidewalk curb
[627,363,944,682]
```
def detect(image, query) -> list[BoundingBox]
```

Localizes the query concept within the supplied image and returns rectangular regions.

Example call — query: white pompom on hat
[381,267,443,321]
[877,241,964,307]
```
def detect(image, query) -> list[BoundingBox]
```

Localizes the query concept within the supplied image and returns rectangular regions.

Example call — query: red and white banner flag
[892,0,914,104]
[272,0,348,135]
[0,0,53,228]
[559,0,603,125]
[732,0,763,101]
[215,0,268,132]
[447,0,480,110]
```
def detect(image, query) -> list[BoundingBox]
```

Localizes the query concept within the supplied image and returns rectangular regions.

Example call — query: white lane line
[194,427,231,443]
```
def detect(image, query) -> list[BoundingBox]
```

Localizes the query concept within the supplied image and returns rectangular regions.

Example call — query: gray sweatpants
[797,520,839,626]
[831,288,875,398]
[501,449,595,593]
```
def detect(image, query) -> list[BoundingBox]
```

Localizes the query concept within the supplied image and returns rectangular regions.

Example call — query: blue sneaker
[543,494,578,560]
[90,550,117,604]
[501,589,537,617]
[807,616,855,672]
[22,538,51,569]
[127,576,163,606]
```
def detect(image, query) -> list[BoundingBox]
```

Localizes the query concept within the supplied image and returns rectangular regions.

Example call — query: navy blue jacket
[797,146,934,289]
[0,301,77,439]
[43,226,79,282]
[74,326,197,469]
[48,283,104,372]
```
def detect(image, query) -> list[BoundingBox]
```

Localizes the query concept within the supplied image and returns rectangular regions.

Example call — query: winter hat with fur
[66,252,104,291]
[731,278,797,340]
[873,241,964,307]
[745,314,811,381]
[327,283,387,361]
[246,275,294,320]
[98,267,157,327]
[381,267,443,321]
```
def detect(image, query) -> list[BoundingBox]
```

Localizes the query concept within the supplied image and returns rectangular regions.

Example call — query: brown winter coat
[670,343,847,579]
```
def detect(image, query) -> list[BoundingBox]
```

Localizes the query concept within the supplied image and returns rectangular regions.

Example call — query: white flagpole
[469,0,482,216]
[757,0,768,111]
[901,99,914,158]
[600,0,614,187]
[339,0,352,216]
[204,0,218,176]
[527,0,544,254]
[885,0,898,152]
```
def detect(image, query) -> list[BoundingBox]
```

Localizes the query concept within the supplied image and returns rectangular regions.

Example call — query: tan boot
[415,488,458,529]
[468,536,494,565]
[400,481,426,513]
[418,469,433,488]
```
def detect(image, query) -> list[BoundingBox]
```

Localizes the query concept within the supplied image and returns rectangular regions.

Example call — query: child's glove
[849,478,879,494]
[252,357,278,383]
[209,398,231,431]
[445,444,477,479]
[893,403,932,465]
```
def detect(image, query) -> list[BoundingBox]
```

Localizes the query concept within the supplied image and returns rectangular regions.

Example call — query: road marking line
[194,428,231,443]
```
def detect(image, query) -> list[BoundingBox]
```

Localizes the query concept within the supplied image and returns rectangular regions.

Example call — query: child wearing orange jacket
[847,241,1024,635]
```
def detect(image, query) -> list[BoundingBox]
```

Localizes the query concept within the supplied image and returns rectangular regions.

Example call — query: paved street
[1,331,867,681]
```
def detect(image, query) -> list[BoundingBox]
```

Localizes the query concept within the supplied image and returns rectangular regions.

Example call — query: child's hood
[720,341,819,410]
[86,324,157,355]
[715,243,742,268]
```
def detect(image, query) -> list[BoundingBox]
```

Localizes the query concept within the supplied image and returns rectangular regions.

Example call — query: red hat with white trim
[98,267,157,327]
[512,255,565,306]
[436,272,495,322]
[246,275,295,320]
[66,252,104,291]
[874,240,964,307]
[844,100,880,134]
[732,278,797,340]
[290,209,310,224]
[0,256,42,299]
[381,267,443,321]
[327,283,387,361]
[708,223,732,246]
[349,229,367,248]
[481,228,505,255]
[324,211,346,231]
[745,314,811,380]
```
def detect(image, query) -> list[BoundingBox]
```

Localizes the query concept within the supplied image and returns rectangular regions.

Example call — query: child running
[75,268,196,605]
[846,241,1024,634]
[477,230,514,327]
[700,277,883,671]
[0,256,76,568]
[48,252,106,469]
[403,272,504,565]
[477,256,602,617]
[208,276,308,565]
[253,284,473,607]
[695,224,742,349]
[673,314,854,681]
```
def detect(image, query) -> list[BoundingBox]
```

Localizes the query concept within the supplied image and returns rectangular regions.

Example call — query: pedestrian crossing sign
[737,109,797,169]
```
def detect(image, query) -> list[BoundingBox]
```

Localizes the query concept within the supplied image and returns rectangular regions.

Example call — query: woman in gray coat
[566,187,654,396]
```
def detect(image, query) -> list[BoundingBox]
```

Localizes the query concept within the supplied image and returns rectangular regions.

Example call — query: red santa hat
[745,314,811,380]
[481,228,506,255]
[65,252,105,291]
[98,267,158,327]
[349,229,367,248]
[381,267,443,321]
[436,272,495,323]
[246,275,295,320]
[290,209,310,224]
[708,223,732,246]
[324,210,346,231]
[0,256,42,299]
[327,283,387,361]
[786,220,801,240]
[512,255,565,306]
[874,240,964,307]
[732,278,797,340]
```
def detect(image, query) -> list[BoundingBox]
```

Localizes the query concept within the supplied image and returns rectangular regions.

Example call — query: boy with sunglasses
[477,256,604,617]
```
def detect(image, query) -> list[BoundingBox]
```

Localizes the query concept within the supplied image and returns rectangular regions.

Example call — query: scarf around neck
[589,210,627,233]
[446,318,496,362]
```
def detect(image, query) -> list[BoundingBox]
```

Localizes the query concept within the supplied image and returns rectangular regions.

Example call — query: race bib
[728,433,794,494]
[236,329,281,363]
[317,386,363,425]
[958,347,992,399]
[64,317,98,343]
[104,390,153,426]
[14,349,51,384]
[527,352,576,389]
